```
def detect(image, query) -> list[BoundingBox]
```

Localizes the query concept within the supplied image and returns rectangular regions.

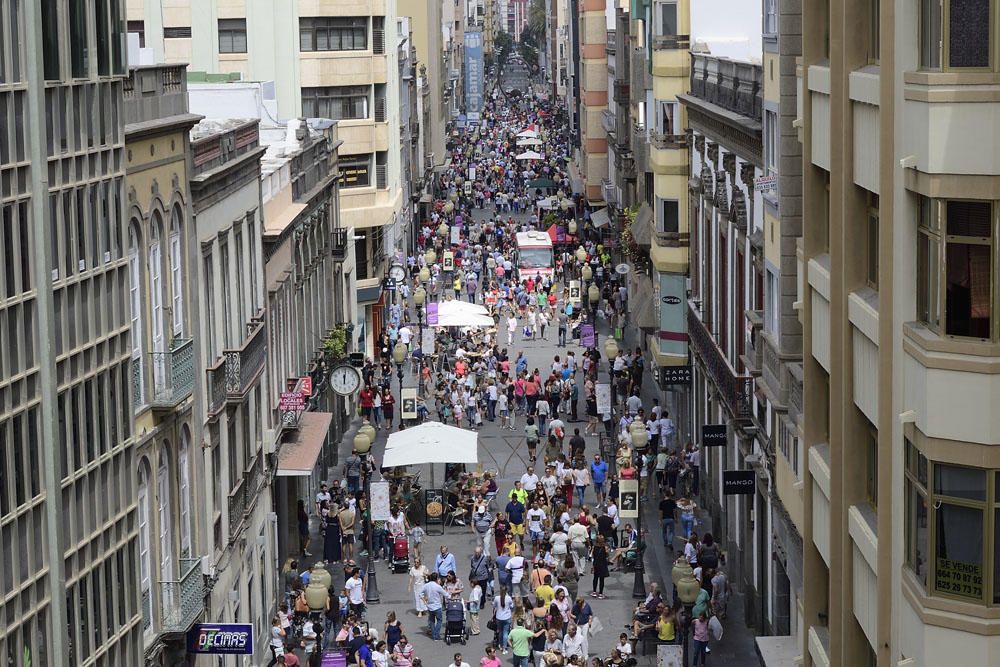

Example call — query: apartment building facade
[127,0,405,357]
[794,0,1000,664]
[0,0,143,664]
[576,0,610,202]
[122,63,209,664]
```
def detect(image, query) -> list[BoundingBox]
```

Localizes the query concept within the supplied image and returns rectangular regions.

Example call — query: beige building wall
[578,0,608,201]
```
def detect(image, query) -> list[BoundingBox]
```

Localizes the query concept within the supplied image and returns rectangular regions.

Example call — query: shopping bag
[589,616,603,635]
[708,615,724,641]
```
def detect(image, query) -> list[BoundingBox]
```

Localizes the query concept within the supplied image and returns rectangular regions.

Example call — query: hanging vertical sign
[427,302,439,325]
[659,273,689,358]
[464,31,485,122]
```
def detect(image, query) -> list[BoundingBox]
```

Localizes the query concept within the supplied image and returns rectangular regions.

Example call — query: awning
[276,411,333,477]
[527,178,558,189]
[590,207,611,228]
[419,193,434,203]
[631,203,653,247]
[632,279,657,332]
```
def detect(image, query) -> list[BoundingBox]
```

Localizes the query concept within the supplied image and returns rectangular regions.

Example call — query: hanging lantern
[582,264,593,281]
[425,249,437,265]
[419,266,431,283]
[305,580,328,611]
[414,286,426,305]
[443,201,455,215]
[359,421,376,447]
[567,219,577,233]
[672,555,693,587]
[393,341,407,364]
[311,563,333,590]
[437,222,450,237]
[587,283,600,304]
[604,338,619,360]
[677,571,702,605]
[354,430,372,455]
[630,420,649,449]
[575,246,587,263]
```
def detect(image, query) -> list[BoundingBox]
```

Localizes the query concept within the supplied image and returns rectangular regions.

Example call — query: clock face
[330,364,362,396]
[389,265,406,283]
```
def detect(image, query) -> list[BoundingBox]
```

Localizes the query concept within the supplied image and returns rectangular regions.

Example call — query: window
[301,85,369,120]
[866,192,879,289]
[128,224,144,404]
[203,250,215,360]
[765,110,778,175]
[764,0,778,35]
[163,26,192,39]
[659,198,679,233]
[656,101,678,135]
[149,218,165,393]
[299,17,368,52]
[218,19,247,54]
[179,431,192,558]
[157,451,173,580]
[69,0,88,78]
[917,197,993,339]
[337,154,372,189]
[765,268,779,333]
[920,0,991,69]
[658,0,677,37]
[137,464,151,631]
[868,0,880,63]
[866,425,878,508]
[127,20,146,48]
[169,207,184,336]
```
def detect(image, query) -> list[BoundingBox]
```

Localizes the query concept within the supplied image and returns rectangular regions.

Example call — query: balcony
[651,132,688,150]
[228,479,248,536]
[150,338,195,412]
[207,319,267,417]
[159,558,205,635]
[123,64,189,127]
[652,34,691,51]
[331,227,349,261]
[374,98,387,123]
[688,304,753,420]
[633,127,649,174]
[601,179,618,205]
[601,109,616,134]
[741,310,764,376]
[376,163,388,189]
[613,81,630,104]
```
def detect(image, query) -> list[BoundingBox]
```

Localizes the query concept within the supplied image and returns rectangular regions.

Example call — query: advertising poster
[427,302,439,325]
[659,273,688,358]
[187,624,254,655]
[580,324,595,348]
[370,481,392,520]
[401,387,418,420]
[422,326,435,354]
[595,383,612,415]
[443,251,455,272]
[569,280,581,304]
[618,479,639,519]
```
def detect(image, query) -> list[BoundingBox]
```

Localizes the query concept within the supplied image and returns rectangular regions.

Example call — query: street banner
[595,383,612,415]
[580,323,595,348]
[659,273,688,358]
[451,226,462,246]
[401,387,418,420]
[427,302,439,325]
[618,479,639,518]
[370,481,392,520]
[422,326,435,354]
[187,624,254,654]
[464,31,484,121]
[569,280,581,304]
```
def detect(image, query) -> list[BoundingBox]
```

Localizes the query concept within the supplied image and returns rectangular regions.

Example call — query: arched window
[149,215,165,394]
[170,205,184,336]
[138,462,152,631]
[128,223,144,405]
[179,429,192,558]
[157,447,173,580]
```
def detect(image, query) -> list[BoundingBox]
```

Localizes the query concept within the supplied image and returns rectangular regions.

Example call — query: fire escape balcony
[159,558,205,635]
[331,227,349,261]
[207,317,267,417]
[688,303,753,421]
[149,338,195,413]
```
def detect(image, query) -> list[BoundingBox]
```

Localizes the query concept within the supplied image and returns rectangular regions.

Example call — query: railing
[160,65,184,92]
[374,98,387,123]
[246,454,265,498]
[373,29,385,55]
[159,558,204,634]
[613,81,629,103]
[651,132,688,150]
[743,310,764,374]
[150,338,195,410]
[376,164,388,189]
[688,304,753,420]
[789,365,803,417]
[601,109,616,134]
[141,588,152,632]
[331,227,348,260]
[132,362,144,410]
[207,320,267,416]
[228,479,248,536]
[652,34,691,51]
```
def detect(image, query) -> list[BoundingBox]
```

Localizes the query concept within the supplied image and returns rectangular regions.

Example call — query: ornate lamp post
[587,282,600,325]
[629,423,648,598]
[419,266,431,285]
[604,337,619,377]
[414,286,426,349]
[676,568,702,667]
[353,430,380,603]
[393,341,407,397]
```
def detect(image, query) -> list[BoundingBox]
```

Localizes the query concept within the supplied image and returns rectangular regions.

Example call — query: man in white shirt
[562,624,587,660]
[526,501,547,555]
[399,325,413,347]
[449,653,472,667]
[520,467,539,492]
[540,466,559,499]
[506,549,528,600]
[567,519,589,574]
[315,484,332,516]
[660,413,676,450]
[345,568,365,616]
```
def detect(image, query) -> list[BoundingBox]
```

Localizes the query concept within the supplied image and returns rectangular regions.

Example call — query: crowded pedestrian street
[269,84,759,667]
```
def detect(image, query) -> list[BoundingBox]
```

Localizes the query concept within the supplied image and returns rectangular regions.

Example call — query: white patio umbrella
[517,150,543,161]
[516,129,539,138]
[382,421,479,468]
[517,137,543,147]
[437,299,490,317]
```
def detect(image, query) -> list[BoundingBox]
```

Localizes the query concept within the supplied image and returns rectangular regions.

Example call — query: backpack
[699,545,719,570]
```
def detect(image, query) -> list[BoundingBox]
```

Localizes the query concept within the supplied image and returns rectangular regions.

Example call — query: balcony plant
[322,325,349,362]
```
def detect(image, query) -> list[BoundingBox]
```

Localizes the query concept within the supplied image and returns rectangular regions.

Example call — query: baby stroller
[391,535,410,573]
[443,599,468,645]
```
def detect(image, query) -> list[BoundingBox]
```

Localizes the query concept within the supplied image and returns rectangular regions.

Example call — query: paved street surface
[280,199,761,667]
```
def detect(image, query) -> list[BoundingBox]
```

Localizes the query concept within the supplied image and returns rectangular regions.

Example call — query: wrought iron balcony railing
[150,338,195,411]
[652,34,691,51]
[159,558,205,634]
[651,132,688,150]
[228,479,248,536]
[688,304,753,420]
[207,319,267,417]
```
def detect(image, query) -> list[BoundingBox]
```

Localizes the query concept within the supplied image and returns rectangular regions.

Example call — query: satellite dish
[615,264,630,275]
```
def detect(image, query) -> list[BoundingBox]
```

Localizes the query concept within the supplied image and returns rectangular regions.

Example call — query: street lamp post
[672,557,702,667]
[393,341,407,418]
[414,286,426,355]
[629,421,648,599]
[354,431,380,603]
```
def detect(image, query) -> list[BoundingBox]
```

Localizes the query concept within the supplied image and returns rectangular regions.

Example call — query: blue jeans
[575,485,586,507]
[347,476,360,495]
[496,618,511,648]
[428,608,443,640]
[513,655,529,667]
[373,527,389,560]
[662,518,675,546]
[537,415,546,435]
[681,513,694,538]
[692,639,708,666]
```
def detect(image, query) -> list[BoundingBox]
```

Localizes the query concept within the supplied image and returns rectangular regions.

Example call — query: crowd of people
[267,84,730,667]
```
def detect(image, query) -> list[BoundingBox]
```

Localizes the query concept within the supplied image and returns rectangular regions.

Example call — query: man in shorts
[505,495,527,551]
[526,501,547,558]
